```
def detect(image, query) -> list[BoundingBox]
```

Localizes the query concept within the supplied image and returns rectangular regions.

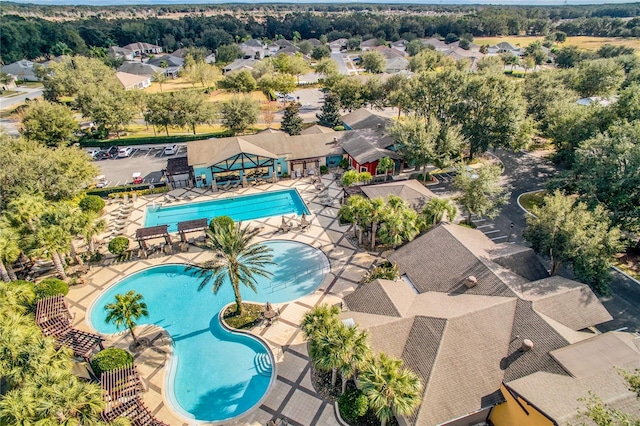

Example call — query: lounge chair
[230,182,240,190]
[300,217,311,232]
[220,182,232,191]
[163,194,174,203]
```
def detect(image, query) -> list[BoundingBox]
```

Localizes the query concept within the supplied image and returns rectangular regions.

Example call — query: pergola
[135,225,172,250]
[177,218,208,243]
[101,364,168,426]
[35,295,105,361]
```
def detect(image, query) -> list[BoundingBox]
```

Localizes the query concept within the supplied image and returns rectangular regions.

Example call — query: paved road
[0,86,43,110]
[331,53,349,75]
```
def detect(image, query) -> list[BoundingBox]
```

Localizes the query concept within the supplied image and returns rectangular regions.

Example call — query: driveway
[0,86,43,110]
[330,53,349,75]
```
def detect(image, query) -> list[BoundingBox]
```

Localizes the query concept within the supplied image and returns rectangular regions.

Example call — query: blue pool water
[145,189,309,232]
[89,240,329,422]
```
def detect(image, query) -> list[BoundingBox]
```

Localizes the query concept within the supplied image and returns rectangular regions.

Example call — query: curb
[334,401,350,426]
[516,190,545,217]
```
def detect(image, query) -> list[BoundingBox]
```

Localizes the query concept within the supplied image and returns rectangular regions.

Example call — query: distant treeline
[2,4,639,64]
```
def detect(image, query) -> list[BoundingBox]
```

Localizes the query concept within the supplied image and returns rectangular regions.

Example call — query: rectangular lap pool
[145,189,309,232]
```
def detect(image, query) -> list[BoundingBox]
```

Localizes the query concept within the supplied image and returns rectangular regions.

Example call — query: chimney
[520,339,534,352]
[465,275,478,288]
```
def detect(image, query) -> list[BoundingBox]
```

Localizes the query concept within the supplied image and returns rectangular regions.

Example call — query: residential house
[274,39,296,49]
[146,55,184,77]
[241,39,269,59]
[385,56,410,73]
[441,48,485,70]
[108,46,135,61]
[1,60,41,82]
[488,41,525,57]
[306,38,322,47]
[115,71,151,90]
[421,37,448,50]
[329,38,348,52]
[360,38,380,51]
[360,180,436,209]
[171,48,216,64]
[342,223,616,426]
[117,62,164,77]
[222,58,257,74]
[122,42,163,57]
[391,39,408,52]
[373,46,406,59]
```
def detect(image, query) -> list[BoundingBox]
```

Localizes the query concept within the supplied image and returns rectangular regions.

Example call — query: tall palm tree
[422,197,457,226]
[300,303,340,341]
[31,224,71,281]
[81,212,107,255]
[6,193,46,233]
[338,326,371,394]
[339,195,372,244]
[0,226,21,282]
[310,324,351,388]
[376,156,395,180]
[0,281,35,316]
[368,197,385,250]
[379,199,421,249]
[105,290,149,346]
[188,222,273,316]
[360,353,423,426]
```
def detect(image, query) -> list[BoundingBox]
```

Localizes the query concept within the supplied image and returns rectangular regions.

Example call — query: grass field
[474,36,640,51]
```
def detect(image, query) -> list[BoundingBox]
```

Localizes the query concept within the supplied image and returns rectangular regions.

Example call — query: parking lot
[88,144,186,187]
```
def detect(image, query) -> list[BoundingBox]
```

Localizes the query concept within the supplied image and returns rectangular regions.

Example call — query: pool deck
[69,175,380,426]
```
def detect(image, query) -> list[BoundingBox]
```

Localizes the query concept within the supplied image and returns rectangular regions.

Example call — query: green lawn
[0,90,25,98]
[519,191,546,213]
[222,303,264,330]
[18,82,43,88]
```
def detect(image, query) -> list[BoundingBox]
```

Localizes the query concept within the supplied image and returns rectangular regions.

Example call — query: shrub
[338,387,369,423]
[319,165,328,175]
[90,347,134,377]
[79,195,105,213]
[333,125,345,131]
[364,262,400,283]
[339,158,349,169]
[108,236,130,256]
[209,215,234,232]
[86,182,167,198]
[281,172,290,178]
[35,278,69,299]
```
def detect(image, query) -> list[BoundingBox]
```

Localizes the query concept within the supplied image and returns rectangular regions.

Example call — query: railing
[269,264,331,293]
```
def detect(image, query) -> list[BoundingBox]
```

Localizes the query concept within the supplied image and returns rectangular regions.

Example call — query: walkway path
[68,175,376,425]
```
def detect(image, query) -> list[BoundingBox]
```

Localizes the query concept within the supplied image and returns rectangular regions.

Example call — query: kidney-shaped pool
[89,240,329,423]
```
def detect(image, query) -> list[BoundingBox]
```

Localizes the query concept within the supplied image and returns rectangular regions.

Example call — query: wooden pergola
[135,225,172,250]
[210,152,276,184]
[35,295,105,361]
[177,218,208,243]
[101,364,168,426]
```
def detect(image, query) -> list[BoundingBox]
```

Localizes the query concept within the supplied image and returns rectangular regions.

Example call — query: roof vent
[520,339,534,352]
[377,123,382,128]
[333,137,338,142]
[465,275,478,288]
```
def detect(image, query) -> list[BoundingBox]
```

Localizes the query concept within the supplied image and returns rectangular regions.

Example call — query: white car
[164,144,178,155]
[117,147,133,158]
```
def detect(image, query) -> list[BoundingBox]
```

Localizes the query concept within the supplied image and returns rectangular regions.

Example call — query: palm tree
[105,290,149,346]
[368,197,385,250]
[31,224,71,281]
[339,195,372,244]
[300,303,341,341]
[379,197,422,249]
[81,212,107,255]
[6,193,46,233]
[0,226,21,282]
[310,324,351,388]
[422,197,457,226]
[360,353,423,426]
[0,281,35,316]
[376,156,395,180]
[338,326,371,394]
[188,222,273,316]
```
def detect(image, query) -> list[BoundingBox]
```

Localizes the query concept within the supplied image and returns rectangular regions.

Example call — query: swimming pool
[88,240,329,423]
[145,189,309,232]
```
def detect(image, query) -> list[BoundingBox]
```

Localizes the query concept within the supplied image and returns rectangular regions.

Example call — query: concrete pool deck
[67,175,380,425]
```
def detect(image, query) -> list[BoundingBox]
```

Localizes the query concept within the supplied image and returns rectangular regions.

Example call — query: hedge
[106,186,169,199]
[35,278,69,300]
[338,387,369,423]
[91,348,134,377]
[108,236,130,256]
[209,215,234,232]
[79,195,105,213]
[85,182,167,198]
[78,131,233,147]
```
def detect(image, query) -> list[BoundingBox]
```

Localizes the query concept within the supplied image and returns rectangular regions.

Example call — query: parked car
[164,144,178,155]
[117,147,133,158]
[85,148,100,158]
[107,146,119,157]
[93,151,111,161]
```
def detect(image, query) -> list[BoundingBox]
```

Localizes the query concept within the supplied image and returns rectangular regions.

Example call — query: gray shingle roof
[489,245,550,282]
[361,180,436,209]
[387,225,515,297]
[343,280,402,317]
[342,108,393,131]
[342,131,399,164]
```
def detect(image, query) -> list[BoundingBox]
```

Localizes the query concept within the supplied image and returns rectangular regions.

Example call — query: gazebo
[135,225,172,250]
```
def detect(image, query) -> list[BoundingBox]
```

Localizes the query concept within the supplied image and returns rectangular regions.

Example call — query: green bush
[333,125,345,131]
[106,185,170,199]
[209,215,234,232]
[79,195,105,213]
[79,131,233,147]
[338,387,369,423]
[364,262,400,283]
[281,172,290,178]
[90,348,134,377]
[319,165,329,174]
[339,158,349,169]
[108,236,130,256]
[85,182,167,198]
[35,278,69,299]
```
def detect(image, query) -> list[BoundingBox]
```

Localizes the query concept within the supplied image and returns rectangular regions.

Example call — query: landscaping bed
[222,303,264,330]
[519,190,546,213]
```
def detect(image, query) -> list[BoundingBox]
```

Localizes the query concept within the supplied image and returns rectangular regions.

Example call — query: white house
[115,72,152,90]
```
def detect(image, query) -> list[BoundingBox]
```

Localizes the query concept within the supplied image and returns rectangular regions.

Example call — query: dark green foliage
[338,387,369,423]
[317,93,342,129]
[35,278,69,300]
[79,131,233,147]
[79,195,105,213]
[320,165,328,174]
[108,236,130,256]
[216,44,243,64]
[311,46,331,60]
[85,182,167,198]
[209,216,234,232]
[339,158,349,169]
[90,348,134,377]
[364,262,400,283]
[281,102,304,136]
[223,70,257,93]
